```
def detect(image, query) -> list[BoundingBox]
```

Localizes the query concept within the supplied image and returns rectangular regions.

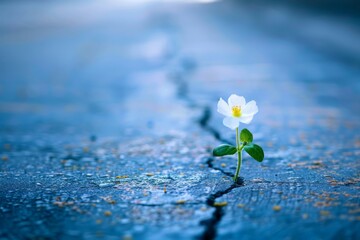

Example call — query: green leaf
[244,143,264,162]
[240,128,253,143]
[213,144,237,157]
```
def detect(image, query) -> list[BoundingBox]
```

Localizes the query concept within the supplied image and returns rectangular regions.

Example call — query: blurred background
[0,0,359,139]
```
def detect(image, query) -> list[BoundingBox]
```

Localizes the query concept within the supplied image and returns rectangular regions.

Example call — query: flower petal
[217,98,231,117]
[228,94,245,108]
[223,117,240,130]
[239,115,254,124]
[242,100,258,116]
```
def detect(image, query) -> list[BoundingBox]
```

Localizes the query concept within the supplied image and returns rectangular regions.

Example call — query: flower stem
[234,127,243,182]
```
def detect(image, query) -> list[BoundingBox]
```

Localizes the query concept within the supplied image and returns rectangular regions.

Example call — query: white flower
[217,94,258,130]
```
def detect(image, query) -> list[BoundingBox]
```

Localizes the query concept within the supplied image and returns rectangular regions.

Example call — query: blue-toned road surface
[0,1,359,239]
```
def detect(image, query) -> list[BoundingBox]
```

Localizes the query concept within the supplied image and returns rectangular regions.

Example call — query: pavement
[0,1,360,239]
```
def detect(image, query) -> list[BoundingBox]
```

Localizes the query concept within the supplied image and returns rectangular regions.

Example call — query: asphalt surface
[0,1,360,239]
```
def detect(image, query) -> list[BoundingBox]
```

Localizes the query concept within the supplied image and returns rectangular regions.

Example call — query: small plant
[213,94,264,183]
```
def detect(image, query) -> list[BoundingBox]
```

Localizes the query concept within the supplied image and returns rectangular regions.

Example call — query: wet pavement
[0,1,360,239]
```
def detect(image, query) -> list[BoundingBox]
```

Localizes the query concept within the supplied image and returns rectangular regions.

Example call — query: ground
[0,1,360,239]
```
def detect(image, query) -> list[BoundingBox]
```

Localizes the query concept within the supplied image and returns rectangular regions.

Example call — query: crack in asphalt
[198,116,244,240]
[199,182,243,240]
[205,157,234,178]
[169,60,244,240]
[198,106,231,145]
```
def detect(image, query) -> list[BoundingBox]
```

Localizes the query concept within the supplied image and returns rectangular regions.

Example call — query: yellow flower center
[232,106,242,117]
